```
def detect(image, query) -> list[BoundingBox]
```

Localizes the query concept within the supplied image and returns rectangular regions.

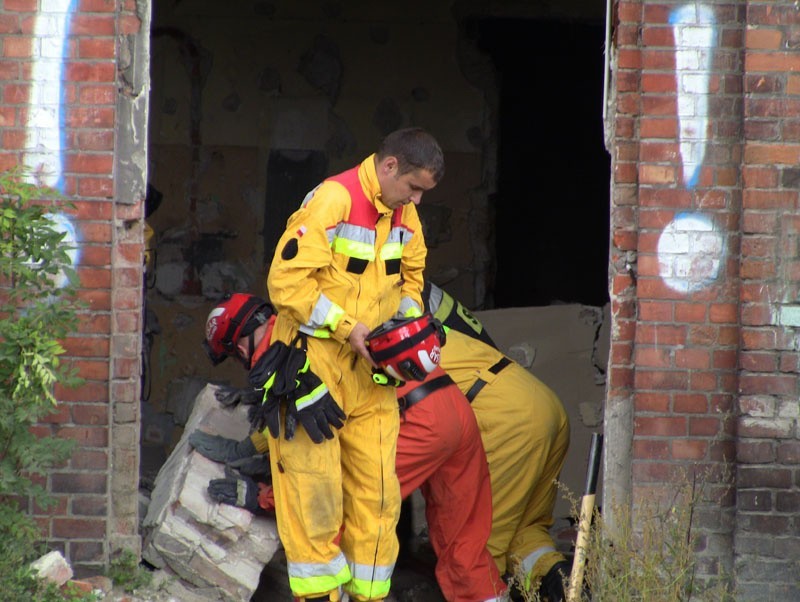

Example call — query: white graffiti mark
[23,0,77,192]
[658,212,724,294]
[44,212,80,289]
[670,4,716,189]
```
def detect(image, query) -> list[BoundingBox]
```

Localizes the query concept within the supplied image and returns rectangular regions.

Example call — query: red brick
[739,374,796,395]
[640,116,678,138]
[641,26,672,47]
[614,161,638,184]
[75,360,110,381]
[779,352,799,372]
[0,14,21,32]
[67,106,115,129]
[675,303,707,323]
[68,153,114,174]
[64,62,116,82]
[72,404,108,426]
[639,164,677,185]
[610,341,632,364]
[617,1,642,23]
[72,129,115,151]
[635,347,672,368]
[635,324,688,345]
[119,14,142,34]
[672,439,708,460]
[77,289,112,310]
[635,370,690,391]
[639,300,673,322]
[113,357,139,379]
[3,36,30,58]
[77,222,112,243]
[744,143,800,165]
[741,351,778,372]
[78,84,116,105]
[78,177,113,197]
[737,440,776,464]
[78,245,112,267]
[744,190,797,209]
[63,336,110,358]
[55,426,109,448]
[675,348,710,370]
[673,394,708,414]
[52,518,105,539]
[77,313,110,335]
[690,417,721,436]
[777,441,800,463]
[114,287,144,310]
[640,139,679,161]
[114,311,140,333]
[713,349,738,370]
[79,0,116,10]
[617,48,641,69]
[638,209,679,230]
[39,404,70,424]
[747,51,800,72]
[689,371,718,391]
[70,450,108,470]
[609,367,634,388]
[78,267,112,289]
[78,38,115,59]
[708,303,739,324]
[630,463,683,484]
[54,381,107,403]
[634,392,670,412]
[741,236,777,257]
[641,49,673,70]
[633,439,670,459]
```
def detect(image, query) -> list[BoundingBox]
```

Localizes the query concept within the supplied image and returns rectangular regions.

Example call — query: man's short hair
[377,127,445,183]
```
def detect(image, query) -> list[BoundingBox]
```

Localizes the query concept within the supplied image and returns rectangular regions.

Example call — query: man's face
[378,157,438,209]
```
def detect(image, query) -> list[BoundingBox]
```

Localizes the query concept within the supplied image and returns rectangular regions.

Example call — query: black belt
[465,357,511,403]
[398,374,454,411]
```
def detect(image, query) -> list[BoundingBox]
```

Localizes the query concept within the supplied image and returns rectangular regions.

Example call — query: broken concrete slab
[142,384,280,602]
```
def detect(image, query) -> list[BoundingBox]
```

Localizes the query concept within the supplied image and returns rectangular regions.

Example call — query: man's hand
[214,384,261,407]
[188,431,257,463]
[348,322,376,367]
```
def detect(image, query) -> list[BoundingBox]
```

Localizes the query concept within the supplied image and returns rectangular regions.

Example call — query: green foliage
[106,549,153,593]
[0,168,85,600]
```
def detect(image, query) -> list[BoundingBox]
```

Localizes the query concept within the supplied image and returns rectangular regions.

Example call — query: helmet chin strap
[237,332,257,368]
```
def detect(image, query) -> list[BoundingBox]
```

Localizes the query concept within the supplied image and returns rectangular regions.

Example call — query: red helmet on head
[203,293,273,365]
[366,313,446,382]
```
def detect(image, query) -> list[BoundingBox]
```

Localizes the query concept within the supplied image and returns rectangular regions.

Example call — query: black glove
[284,360,346,443]
[188,431,257,463]
[539,560,571,602]
[214,384,262,407]
[207,474,264,514]
[247,341,293,438]
[227,454,271,479]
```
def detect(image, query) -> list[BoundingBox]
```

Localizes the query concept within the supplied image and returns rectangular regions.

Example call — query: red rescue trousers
[395,368,507,602]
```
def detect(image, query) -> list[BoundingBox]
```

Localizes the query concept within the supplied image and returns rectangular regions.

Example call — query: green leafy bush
[0,168,86,600]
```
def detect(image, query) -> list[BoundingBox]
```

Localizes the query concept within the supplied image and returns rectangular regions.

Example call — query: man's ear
[381,155,398,175]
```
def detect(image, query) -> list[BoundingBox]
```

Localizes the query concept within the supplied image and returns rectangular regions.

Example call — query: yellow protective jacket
[268,154,426,339]
[266,155,427,601]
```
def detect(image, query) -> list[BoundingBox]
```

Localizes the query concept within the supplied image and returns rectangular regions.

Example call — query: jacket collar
[359,154,392,215]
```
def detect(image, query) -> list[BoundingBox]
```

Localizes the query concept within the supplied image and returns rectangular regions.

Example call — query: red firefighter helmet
[366,313,446,382]
[203,293,273,365]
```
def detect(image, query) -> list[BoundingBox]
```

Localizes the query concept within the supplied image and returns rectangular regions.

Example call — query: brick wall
[0,0,147,576]
[609,1,800,598]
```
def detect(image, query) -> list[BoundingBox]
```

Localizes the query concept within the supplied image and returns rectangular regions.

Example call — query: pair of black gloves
[245,335,346,444]
[188,426,268,514]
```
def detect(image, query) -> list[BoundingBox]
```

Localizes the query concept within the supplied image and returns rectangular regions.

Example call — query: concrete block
[142,384,280,601]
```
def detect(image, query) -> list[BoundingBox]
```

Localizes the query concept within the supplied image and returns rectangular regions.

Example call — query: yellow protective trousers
[441,331,570,585]
[267,317,401,601]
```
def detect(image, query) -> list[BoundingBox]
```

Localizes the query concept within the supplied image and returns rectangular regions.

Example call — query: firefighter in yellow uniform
[425,283,571,601]
[266,128,444,601]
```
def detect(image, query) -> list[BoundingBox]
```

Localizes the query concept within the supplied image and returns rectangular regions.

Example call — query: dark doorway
[478,18,611,308]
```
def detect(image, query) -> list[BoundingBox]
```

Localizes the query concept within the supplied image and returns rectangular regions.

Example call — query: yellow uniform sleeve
[398,203,427,316]
[267,181,357,343]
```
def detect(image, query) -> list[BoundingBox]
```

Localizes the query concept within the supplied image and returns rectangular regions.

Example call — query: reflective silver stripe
[398,296,422,318]
[305,293,336,331]
[296,382,328,411]
[521,545,557,576]
[333,223,376,259]
[300,184,322,208]
[288,551,348,578]
[348,561,395,583]
[426,282,444,314]
[386,225,414,245]
[482,594,510,602]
